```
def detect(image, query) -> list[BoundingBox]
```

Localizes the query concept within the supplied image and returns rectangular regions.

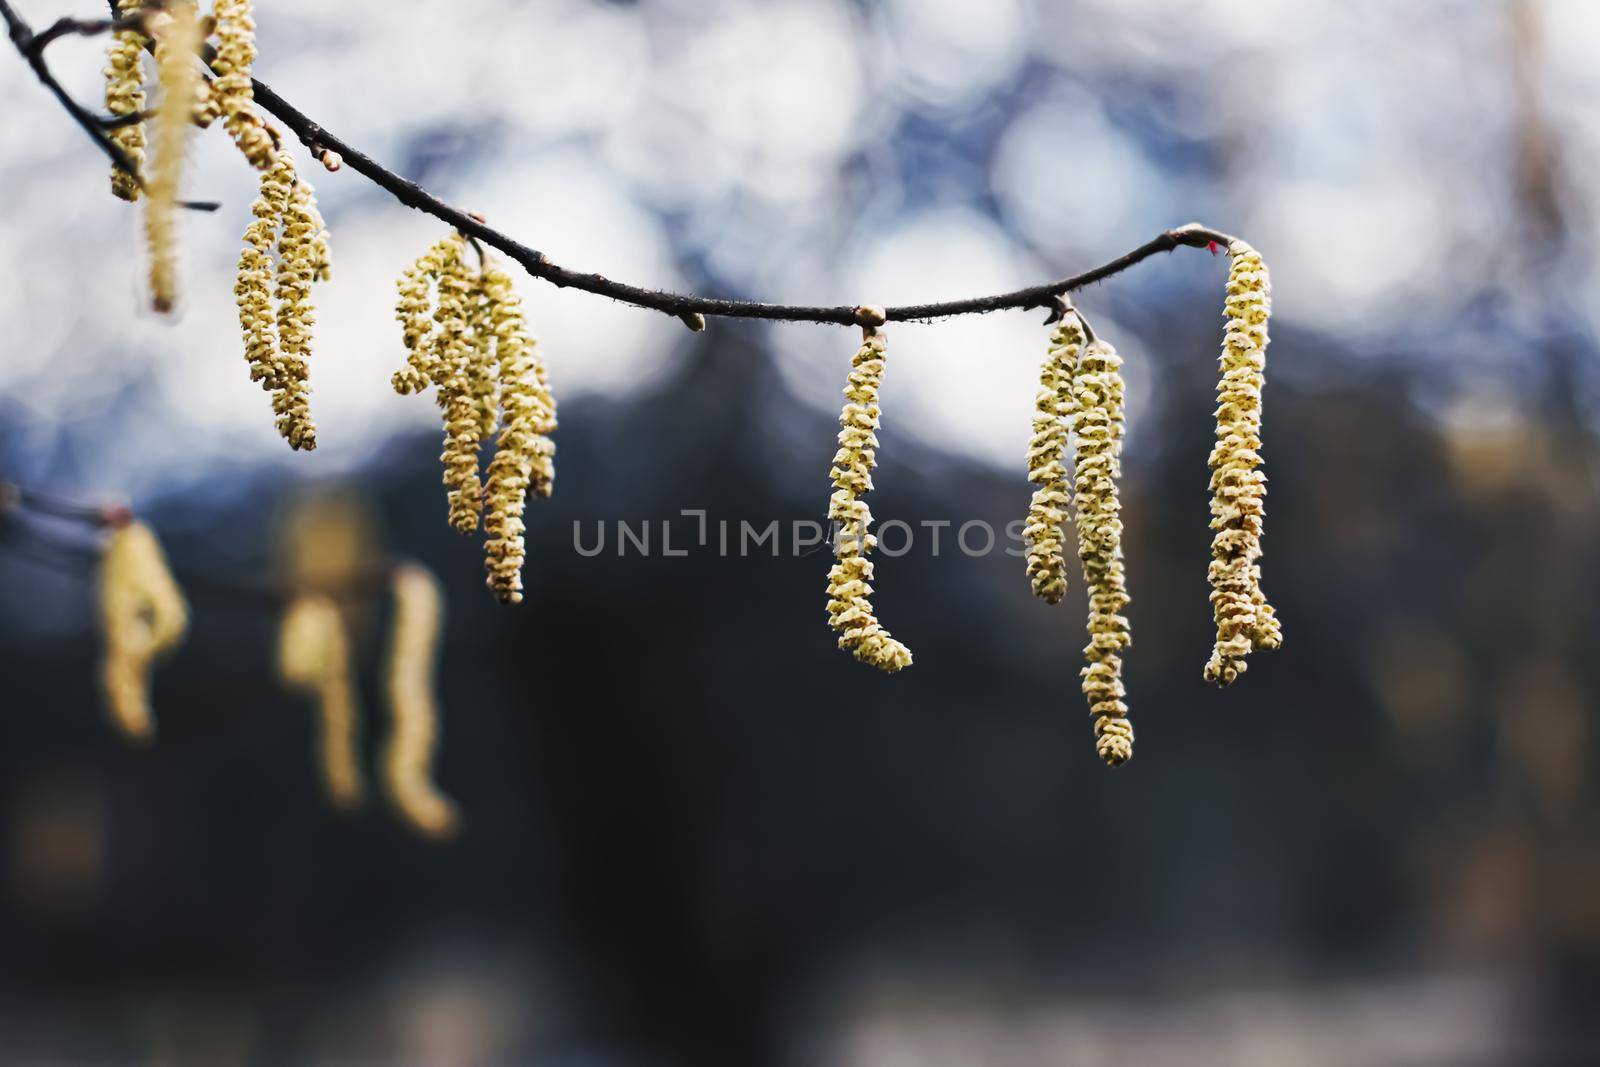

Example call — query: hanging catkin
[1072,336,1134,766]
[825,321,912,673]
[234,153,325,450]
[210,0,276,169]
[272,158,323,450]
[98,521,189,742]
[481,261,557,604]
[278,595,364,809]
[1024,314,1083,603]
[1204,240,1281,686]
[103,0,148,202]
[392,236,465,395]
[382,564,460,838]
[393,236,560,600]
[144,1,203,313]
[435,243,486,533]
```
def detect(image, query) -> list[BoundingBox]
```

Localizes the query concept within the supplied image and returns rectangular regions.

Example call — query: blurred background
[4,0,1600,1062]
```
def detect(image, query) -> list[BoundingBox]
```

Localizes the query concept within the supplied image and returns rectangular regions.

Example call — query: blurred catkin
[98,521,189,742]
[382,564,460,838]
[1204,240,1281,686]
[144,1,203,313]
[825,330,912,673]
[278,595,364,810]
[103,0,148,202]
[210,0,276,169]
[481,261,557,604]
[1072,337,1133,767]
[1024,316,1083,603]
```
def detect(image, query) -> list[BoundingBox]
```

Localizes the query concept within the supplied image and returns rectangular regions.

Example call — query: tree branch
[13,0,1241,326]
[250,77,1236,326]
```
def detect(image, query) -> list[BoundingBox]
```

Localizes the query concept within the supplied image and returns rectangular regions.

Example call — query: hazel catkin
[235,153,326,451]
[382,563,460,838]
[392,236,465,395]
[434,242,485,533]
[1071,336,1134,766]
[1023,314,1083,604]
[1204,240,1281,686]
[98,520,189,742]
[393,236,559,598]
[278,595,364,810]
[144,1,204,313]
[825,328,912,673]
[480,261,557,604]
[210,0,276,169]
[104,0,148,202]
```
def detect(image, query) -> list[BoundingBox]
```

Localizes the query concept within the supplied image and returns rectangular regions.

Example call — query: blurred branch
[0,481,397,607]
[0,0,219,210]
[0,0,1245,328]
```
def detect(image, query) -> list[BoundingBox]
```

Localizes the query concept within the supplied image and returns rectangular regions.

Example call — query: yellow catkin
[392,236,464,395]
[272,158,323,451]
[210,0,276,169]
[1023,315,1083,603]
[1072,336,1134,766]
[825,330,913,673]
[189,75,220,129]
[98,521,189,742]
[1204,240,1281,686]
[236,156,290,409]
[481,261,558,604]
[299,179,333,285]
[434,240,485,533]
[467,284,500,442]
[144,1,203,313]
[104,0,148,202]
[382,564,460,838]
[278,595,364,810]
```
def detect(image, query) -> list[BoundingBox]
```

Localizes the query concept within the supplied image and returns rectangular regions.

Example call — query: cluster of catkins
[1015,241,1282,766]
[273,566,458,837]
[393,234,559,605]
[104,0,331,450]
[93,520,458,837]
[1021,312,1135,766]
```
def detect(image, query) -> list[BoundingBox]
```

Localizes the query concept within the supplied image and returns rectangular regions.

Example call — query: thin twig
[3,0,1243,325]
[249,76,1236,326]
